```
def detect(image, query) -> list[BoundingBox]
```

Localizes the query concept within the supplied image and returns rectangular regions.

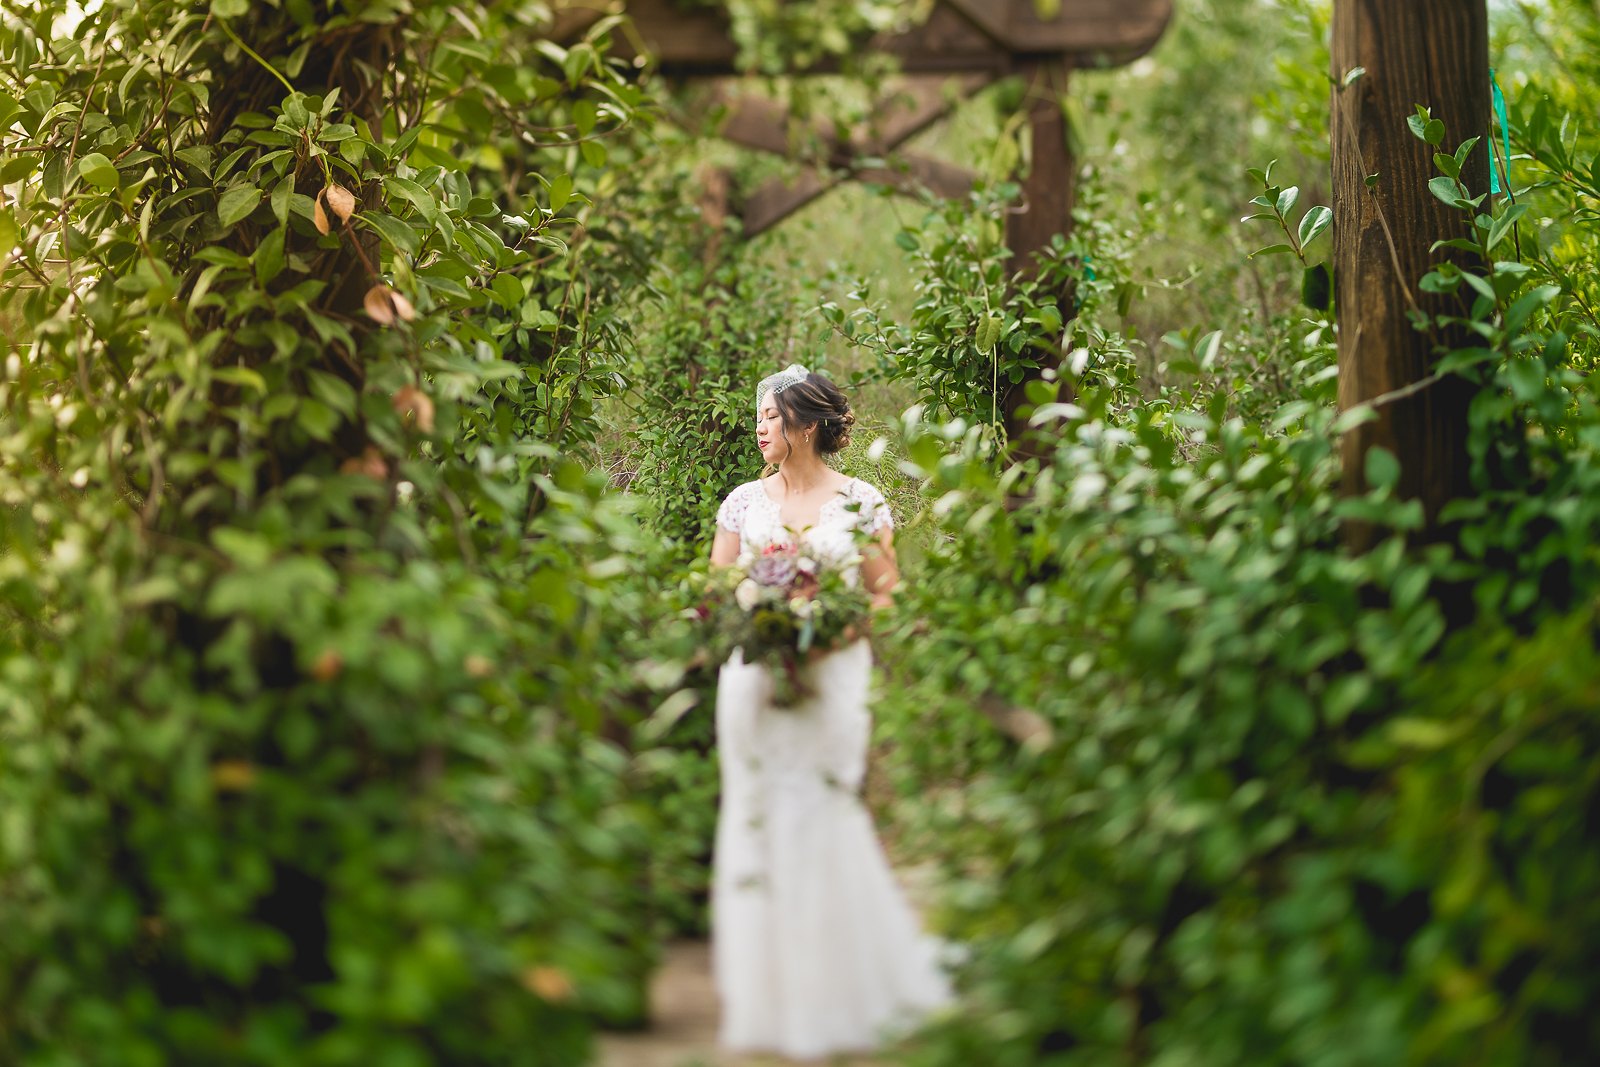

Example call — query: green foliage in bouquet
[0,2,678,1062]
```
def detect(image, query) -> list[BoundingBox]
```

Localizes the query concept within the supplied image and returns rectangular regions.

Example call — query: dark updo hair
[771,371,855,455]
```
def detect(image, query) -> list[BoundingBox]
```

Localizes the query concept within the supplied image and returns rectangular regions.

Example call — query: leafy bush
[858,84,1600,1067]
[618,240,809,556]
[0,2,671,1062]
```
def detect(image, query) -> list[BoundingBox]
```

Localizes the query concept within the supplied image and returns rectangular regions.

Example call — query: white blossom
[735,579,761,611]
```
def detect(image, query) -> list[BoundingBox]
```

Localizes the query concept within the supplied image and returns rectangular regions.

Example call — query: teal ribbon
[1489,68,1512,195]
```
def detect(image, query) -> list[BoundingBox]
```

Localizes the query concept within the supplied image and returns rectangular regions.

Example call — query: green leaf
[77,152,119,190]
[1435,346,1496,374]
[217,184,261,229]
[306,368,358,418]
[1331,404,1377,434]
[363,212,420,255]
[295,397,339,441]
[254,226,285,286]
[213,366,268,394]
[1485,202,1527,252]
[1503,284,1560,337]
[1275,186,1299,218]
[1364,446,1401,491]
[1427,176,1464,207]
[1422,118,1445,145]
[1301,262,1331,312]
[211,527,273,567]
[1297,205,1332,248]
[385,175,437,223]
[270,174,294,224]
[1322,674,1370,725]
[572,99,598,136]
[549,173,572,212]
[975,313,1001,353]
[491,272,524,308]
[211,0,249,16]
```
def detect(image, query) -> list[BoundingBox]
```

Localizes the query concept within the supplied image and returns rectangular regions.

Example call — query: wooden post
[1002,60,1076,447]
[1331,0,1488,543]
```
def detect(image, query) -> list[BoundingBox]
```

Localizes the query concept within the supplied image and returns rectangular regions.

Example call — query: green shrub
[859,77,1600,1067]
[0,2,667,1062]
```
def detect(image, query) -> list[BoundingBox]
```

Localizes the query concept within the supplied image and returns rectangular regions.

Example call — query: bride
[708,364,953,1060]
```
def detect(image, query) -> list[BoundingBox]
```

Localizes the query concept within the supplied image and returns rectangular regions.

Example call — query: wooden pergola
[557,0,1173,437]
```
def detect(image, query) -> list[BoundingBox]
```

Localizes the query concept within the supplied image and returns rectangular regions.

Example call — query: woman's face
[756,399,791,463]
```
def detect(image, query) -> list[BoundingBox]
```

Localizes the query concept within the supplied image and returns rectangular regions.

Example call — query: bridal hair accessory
[756,363,810,413]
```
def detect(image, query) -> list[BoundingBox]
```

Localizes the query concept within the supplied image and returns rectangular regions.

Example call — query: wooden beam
[741,154,977,237]
[723,73,989,236]
[713,73,990,162]
[554,0,1170,74]
[859,154,977,200]
[1331,0,1487,545]
[1002,60,1076,450]
[742,170,834,236]
[944,0,1172,62]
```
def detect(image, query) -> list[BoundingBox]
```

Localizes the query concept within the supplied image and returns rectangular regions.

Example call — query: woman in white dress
[708,364,953,1060]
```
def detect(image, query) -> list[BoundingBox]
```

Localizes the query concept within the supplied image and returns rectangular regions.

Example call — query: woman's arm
[710,528,741,567]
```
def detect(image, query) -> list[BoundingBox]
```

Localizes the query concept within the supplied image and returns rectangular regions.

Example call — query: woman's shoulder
[841,477,892,531]
[842,476,886,501]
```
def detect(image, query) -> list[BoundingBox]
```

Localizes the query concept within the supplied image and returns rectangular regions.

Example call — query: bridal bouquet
[693,542,870,707]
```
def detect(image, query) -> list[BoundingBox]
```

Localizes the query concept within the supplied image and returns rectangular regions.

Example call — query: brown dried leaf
[210,760,258,792]
[339,445,388,481]
[312,192,331,235]
[311,648,344,681]
[364,284,417,326]
[464,653,493,678]
[520,965,575,1002]
[392,385,436,433]
[364,284,398,325]
[324,182,357,223]
[389,290,416,322]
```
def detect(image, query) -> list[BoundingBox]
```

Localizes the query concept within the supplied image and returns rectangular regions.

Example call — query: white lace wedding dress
[711,477,954,1060]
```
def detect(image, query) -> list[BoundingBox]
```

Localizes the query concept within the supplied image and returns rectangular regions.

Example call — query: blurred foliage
[7,0,1600,1064]
[0,0,691,1062]
[848,6,1600,1063]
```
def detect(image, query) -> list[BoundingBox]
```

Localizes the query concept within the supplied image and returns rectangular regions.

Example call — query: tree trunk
[1003,59,1076,452]
[1331,0,1488,546]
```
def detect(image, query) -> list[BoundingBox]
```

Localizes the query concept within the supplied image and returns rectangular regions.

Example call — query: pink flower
[749,554,798,588]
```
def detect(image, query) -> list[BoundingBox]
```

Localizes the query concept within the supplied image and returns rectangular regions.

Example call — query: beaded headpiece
[755,363,810,414]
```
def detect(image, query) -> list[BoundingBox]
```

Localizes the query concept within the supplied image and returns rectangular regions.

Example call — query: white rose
[789,596,814,619]
[796,556,819,575]
[735,579,761,611]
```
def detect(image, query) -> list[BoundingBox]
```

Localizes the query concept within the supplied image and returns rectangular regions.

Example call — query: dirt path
[594,940,886,1067]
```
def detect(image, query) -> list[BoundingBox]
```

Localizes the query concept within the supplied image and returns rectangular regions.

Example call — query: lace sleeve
[716,482,752,534]
[850,480,894,536]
